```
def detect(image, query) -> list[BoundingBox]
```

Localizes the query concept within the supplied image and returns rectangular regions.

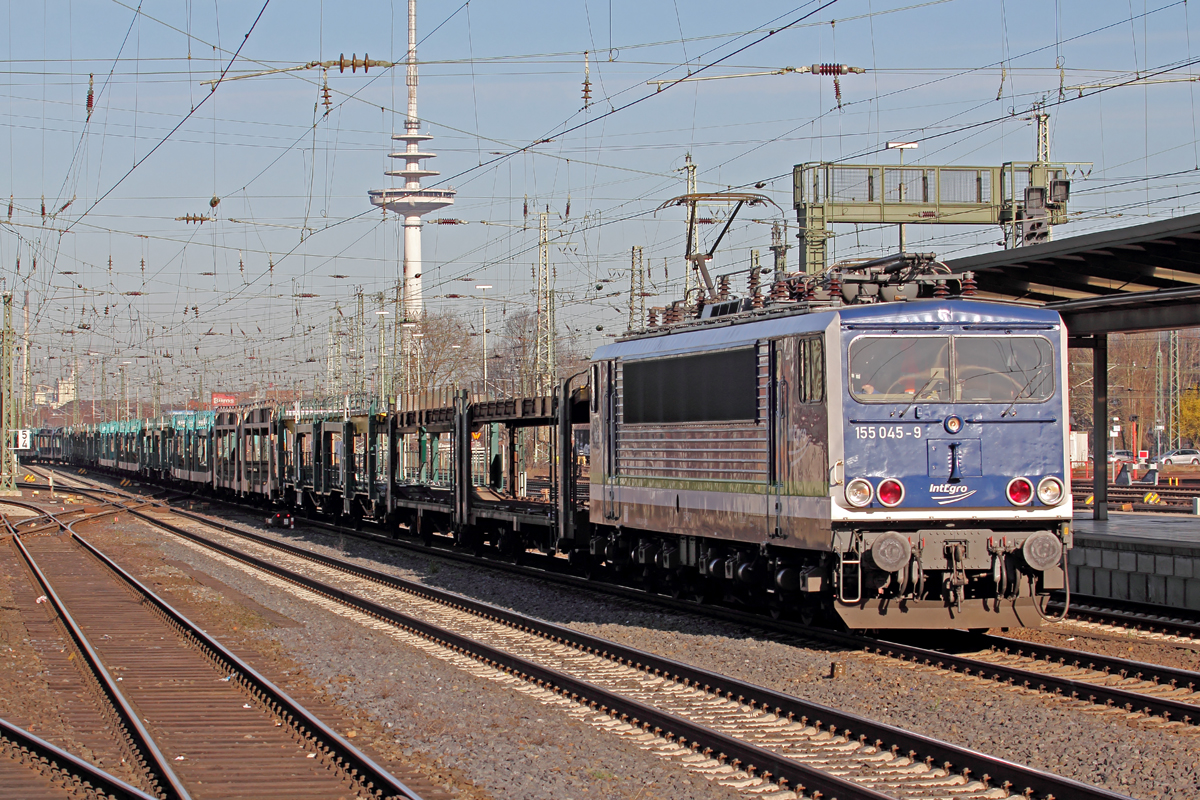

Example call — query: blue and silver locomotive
[589,275,1070,629]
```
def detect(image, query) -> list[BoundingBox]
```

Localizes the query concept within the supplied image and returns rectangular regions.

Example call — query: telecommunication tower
[367,0,455,323]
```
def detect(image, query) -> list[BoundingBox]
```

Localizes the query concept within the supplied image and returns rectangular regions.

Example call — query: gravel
[994,622,1200,673]
[80,516,742,800]
[221,520,1200,800]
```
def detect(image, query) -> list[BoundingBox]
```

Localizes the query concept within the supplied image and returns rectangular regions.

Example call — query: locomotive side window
[849,336,949,402]
[954,336,1053,403]
[623,348,757,424]
[797,336,825,403]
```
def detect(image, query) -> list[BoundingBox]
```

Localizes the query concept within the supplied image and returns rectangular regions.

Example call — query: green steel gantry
[792,160,1086,274]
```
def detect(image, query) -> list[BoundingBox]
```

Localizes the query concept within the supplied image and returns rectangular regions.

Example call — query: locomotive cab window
[798,336,825,403]
[849,336,949,402]
[954,336,1053,403]
[849,334,1055,404]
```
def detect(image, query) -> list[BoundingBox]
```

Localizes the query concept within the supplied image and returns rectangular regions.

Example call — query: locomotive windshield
[954,336,1054,403]
[849,336,949,400]
[849,335,1053,404]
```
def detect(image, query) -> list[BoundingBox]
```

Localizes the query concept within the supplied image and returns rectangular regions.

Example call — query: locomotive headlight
[944,415,963,434]
[1036,476,1065,506]
[876,478,905,507]
[845,478,874,507]
[1022,531,1063,571]
[1006,477,1034,506]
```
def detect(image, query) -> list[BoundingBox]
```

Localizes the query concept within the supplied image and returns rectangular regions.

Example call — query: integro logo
[928,483,977,505]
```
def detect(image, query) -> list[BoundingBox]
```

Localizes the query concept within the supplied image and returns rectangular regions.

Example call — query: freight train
[33,255,1072,630]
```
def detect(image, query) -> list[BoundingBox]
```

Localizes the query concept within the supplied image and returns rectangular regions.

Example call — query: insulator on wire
[40,196,45,220]
[86,73,94,119]
[812,63,862,75]
[7,195,12,219]
[434,218,466,225]
[337,53,370,73]
[833,76,842,108]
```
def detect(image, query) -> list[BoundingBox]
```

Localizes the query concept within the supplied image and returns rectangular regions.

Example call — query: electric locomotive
[587,262,1071,629]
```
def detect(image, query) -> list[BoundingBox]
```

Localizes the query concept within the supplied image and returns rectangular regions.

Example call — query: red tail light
[877,478,905,507]
[1006,477,1033,506]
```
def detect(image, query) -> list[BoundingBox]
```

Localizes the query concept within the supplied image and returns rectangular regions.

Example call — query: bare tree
[394,310,479,393]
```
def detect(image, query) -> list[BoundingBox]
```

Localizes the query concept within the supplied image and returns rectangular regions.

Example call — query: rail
[0,715,158,800]
[101,489,1129,800]
[14,531,193,800]
[7,488,425,800]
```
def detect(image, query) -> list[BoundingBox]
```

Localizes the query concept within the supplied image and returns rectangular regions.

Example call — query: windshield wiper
[898,376,939,418]
[1001,370,1045,417]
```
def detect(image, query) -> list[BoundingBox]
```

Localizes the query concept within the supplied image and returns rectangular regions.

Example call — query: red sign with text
[212,393,237,408]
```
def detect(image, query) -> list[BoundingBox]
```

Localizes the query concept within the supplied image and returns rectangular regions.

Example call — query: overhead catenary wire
[10,1,1200,407]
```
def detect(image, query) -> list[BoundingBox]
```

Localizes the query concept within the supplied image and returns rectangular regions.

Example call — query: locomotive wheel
[798,604,814,626]
[639,566,657,593]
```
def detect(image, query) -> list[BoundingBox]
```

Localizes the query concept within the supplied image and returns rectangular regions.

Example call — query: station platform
[1068,511,1200,611]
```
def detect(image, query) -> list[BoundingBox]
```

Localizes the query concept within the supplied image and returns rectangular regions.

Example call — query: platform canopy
[941,212,1200,521]
[944,211,1200,336]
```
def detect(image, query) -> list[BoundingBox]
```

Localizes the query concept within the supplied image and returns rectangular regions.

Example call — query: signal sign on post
[13,430,30,449]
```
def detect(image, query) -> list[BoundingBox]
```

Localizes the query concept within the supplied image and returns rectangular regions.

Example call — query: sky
[3,0,1200,403]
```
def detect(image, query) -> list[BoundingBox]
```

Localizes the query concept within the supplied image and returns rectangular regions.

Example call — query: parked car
[1107,449,1135,464]
[1161,448,1200,466]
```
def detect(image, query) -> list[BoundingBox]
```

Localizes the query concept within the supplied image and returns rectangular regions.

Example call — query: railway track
[0,715,157,800]
[1071,480,1200,512]
[50,472,1136,800]
[3,494,424,800]
[1046,594,1200,643]
[35,469,1200,731]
